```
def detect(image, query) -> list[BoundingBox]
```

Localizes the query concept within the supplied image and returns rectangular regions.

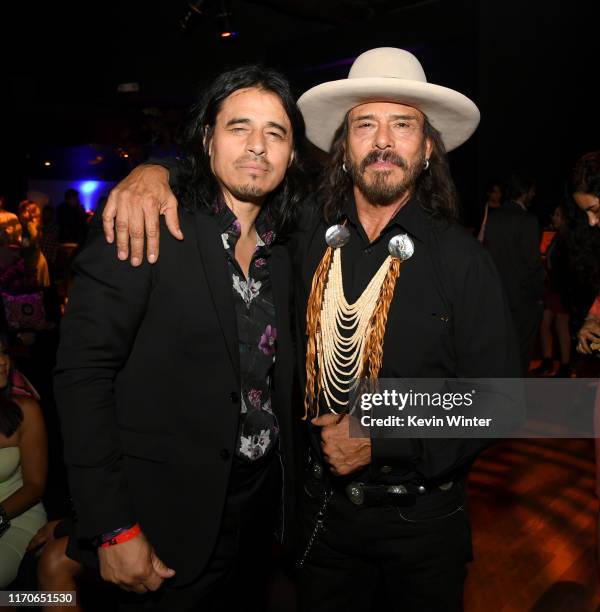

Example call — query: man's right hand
[102,164,183,267]
[98,531,176,593]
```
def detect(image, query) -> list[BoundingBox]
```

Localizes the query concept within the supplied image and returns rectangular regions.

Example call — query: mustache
[359,151,407,172]
[235,155,272,171]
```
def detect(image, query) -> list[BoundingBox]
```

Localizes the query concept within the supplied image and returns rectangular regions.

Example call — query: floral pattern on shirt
[259,325,278,356]
[214,202,279,462]
[239,428,272,460]
[232,275,262,307]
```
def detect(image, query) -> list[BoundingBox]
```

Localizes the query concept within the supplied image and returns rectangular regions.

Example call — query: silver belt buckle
[387,484,408,496]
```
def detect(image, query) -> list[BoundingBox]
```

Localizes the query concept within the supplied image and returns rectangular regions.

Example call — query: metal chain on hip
[296,489,333,569]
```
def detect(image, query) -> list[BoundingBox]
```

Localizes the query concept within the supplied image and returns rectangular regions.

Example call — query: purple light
[305,57,357,72]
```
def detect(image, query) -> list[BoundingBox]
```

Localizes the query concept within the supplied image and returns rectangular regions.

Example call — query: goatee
[347,149,425,206]
[227,183,267,204]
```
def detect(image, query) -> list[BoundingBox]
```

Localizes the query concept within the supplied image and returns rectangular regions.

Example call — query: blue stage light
[80,180,100,194]
[74,180,102,211]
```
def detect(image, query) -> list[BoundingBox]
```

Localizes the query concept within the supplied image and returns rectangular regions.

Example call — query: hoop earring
[423,159,430,170]
[342,162,348,173]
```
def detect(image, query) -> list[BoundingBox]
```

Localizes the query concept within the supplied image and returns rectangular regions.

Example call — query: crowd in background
[474,164,600,378]
[0,151,599,610]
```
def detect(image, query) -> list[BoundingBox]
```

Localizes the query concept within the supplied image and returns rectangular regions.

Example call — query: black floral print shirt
[214,202,279,462]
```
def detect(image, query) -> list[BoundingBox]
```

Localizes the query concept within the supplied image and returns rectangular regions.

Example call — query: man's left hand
[312,413,371,476]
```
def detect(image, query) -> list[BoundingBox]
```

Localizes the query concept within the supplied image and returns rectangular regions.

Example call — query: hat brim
[297,77,480,153]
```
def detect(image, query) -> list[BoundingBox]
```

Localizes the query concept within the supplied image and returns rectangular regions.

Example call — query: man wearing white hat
[100,48,520,611]
[290,47,519,612]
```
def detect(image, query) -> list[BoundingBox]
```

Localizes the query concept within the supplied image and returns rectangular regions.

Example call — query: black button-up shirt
[292,194,521,483]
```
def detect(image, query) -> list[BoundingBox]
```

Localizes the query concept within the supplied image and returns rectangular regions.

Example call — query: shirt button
[364,247,373,254]
[220,449,231,461]
[230,392,240,403]
[380,465,392,475]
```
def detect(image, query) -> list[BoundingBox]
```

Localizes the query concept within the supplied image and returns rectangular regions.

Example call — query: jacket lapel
[192,210,240,382]
[268,244,293,416]
[269,244,291,349]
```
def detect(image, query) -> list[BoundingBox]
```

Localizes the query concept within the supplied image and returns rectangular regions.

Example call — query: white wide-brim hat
[297,47,480,153]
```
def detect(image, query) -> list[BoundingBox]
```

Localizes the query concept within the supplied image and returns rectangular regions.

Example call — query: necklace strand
[318,248,391,411]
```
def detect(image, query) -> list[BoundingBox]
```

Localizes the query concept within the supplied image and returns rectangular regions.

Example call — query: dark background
[0,0,596,224]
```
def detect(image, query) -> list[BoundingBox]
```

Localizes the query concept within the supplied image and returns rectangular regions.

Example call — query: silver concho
[388,233,414,261]
[345,483,365,506]
[325,224,351,248]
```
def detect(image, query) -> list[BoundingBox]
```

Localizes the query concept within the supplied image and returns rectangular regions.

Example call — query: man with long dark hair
[54,65,305,610]
[102,48,520,611]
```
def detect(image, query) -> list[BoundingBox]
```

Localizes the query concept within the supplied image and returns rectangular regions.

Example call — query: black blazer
[54,205,295,586]
[483,200,544,311]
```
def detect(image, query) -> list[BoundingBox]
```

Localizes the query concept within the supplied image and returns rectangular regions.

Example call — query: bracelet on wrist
[95,522,141,548]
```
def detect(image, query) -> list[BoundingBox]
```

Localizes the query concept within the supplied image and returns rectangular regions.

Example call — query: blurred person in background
[0,212,25,295]
[570,152,600,356]
[28,516,84,612]
[534,203,573,376]
[18,200,50,288]
[484,173,544,374]
[0,209,22,248]
[567,150,600,580]
[57,189,88,246]
[40,206,60,277]
[0,332,48,587]
[476,178,503,242]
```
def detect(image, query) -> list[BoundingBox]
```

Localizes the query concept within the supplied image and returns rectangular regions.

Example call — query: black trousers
[114,454,281,611]
[297,471,472,612]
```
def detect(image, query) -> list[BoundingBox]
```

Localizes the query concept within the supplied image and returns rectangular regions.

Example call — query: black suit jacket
[483,200,544,311]
[54,204,295,586]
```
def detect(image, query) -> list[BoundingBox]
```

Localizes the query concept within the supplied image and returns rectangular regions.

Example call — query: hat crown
[348,47,427,83]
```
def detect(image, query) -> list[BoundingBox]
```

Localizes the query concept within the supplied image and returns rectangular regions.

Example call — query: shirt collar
[339,192,429,243]
[212,196,276,249]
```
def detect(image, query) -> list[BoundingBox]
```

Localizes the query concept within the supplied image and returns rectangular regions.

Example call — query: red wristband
[100,523,142,548]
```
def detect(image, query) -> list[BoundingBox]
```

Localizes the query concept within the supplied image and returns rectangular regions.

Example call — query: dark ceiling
[2,0,475,147]
[0,0,591,211]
